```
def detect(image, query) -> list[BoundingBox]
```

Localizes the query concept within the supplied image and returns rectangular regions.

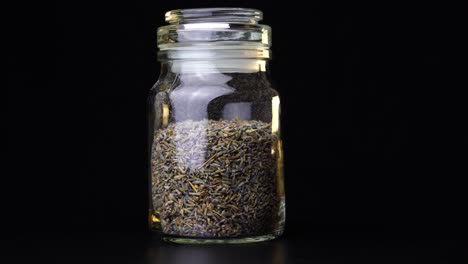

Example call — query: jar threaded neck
[158,8,271,51]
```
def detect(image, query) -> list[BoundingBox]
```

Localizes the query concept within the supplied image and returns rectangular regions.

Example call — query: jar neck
[158,9,270,50]
[157,8,272,75]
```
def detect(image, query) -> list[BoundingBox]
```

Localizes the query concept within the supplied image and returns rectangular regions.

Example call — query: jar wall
[148,61,285,242]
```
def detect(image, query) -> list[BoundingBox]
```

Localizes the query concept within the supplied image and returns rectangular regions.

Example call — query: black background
[7,0,466,244]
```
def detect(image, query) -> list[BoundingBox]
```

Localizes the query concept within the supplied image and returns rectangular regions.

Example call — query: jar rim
[165,8,263,24]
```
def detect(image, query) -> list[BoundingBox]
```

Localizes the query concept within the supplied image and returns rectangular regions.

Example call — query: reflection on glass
[146,240,287,264]
[162,103,169,127]
[271,96,280,134]
[223,102,252,120]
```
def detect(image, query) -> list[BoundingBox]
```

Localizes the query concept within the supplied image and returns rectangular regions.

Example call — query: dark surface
[4,232,467,264]
[6,0,466,261]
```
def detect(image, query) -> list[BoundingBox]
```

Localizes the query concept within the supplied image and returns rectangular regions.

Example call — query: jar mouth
[165,8,262,24]
[158,8,271,51]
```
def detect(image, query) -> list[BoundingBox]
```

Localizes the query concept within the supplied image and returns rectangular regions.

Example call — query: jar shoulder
[149,75,279,101]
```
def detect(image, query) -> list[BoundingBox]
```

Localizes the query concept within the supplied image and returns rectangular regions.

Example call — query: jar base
[162,230,283,244]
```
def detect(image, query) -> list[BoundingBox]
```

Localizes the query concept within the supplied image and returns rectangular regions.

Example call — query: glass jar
[148,8,285,244]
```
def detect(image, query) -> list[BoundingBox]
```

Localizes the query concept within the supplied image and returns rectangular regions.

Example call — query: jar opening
[166,8,263,24]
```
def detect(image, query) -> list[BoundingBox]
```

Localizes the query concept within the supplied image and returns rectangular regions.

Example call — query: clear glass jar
[148,8,285,244]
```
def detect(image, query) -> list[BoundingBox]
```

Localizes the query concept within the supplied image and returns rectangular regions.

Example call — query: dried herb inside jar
[151,119,279,237]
